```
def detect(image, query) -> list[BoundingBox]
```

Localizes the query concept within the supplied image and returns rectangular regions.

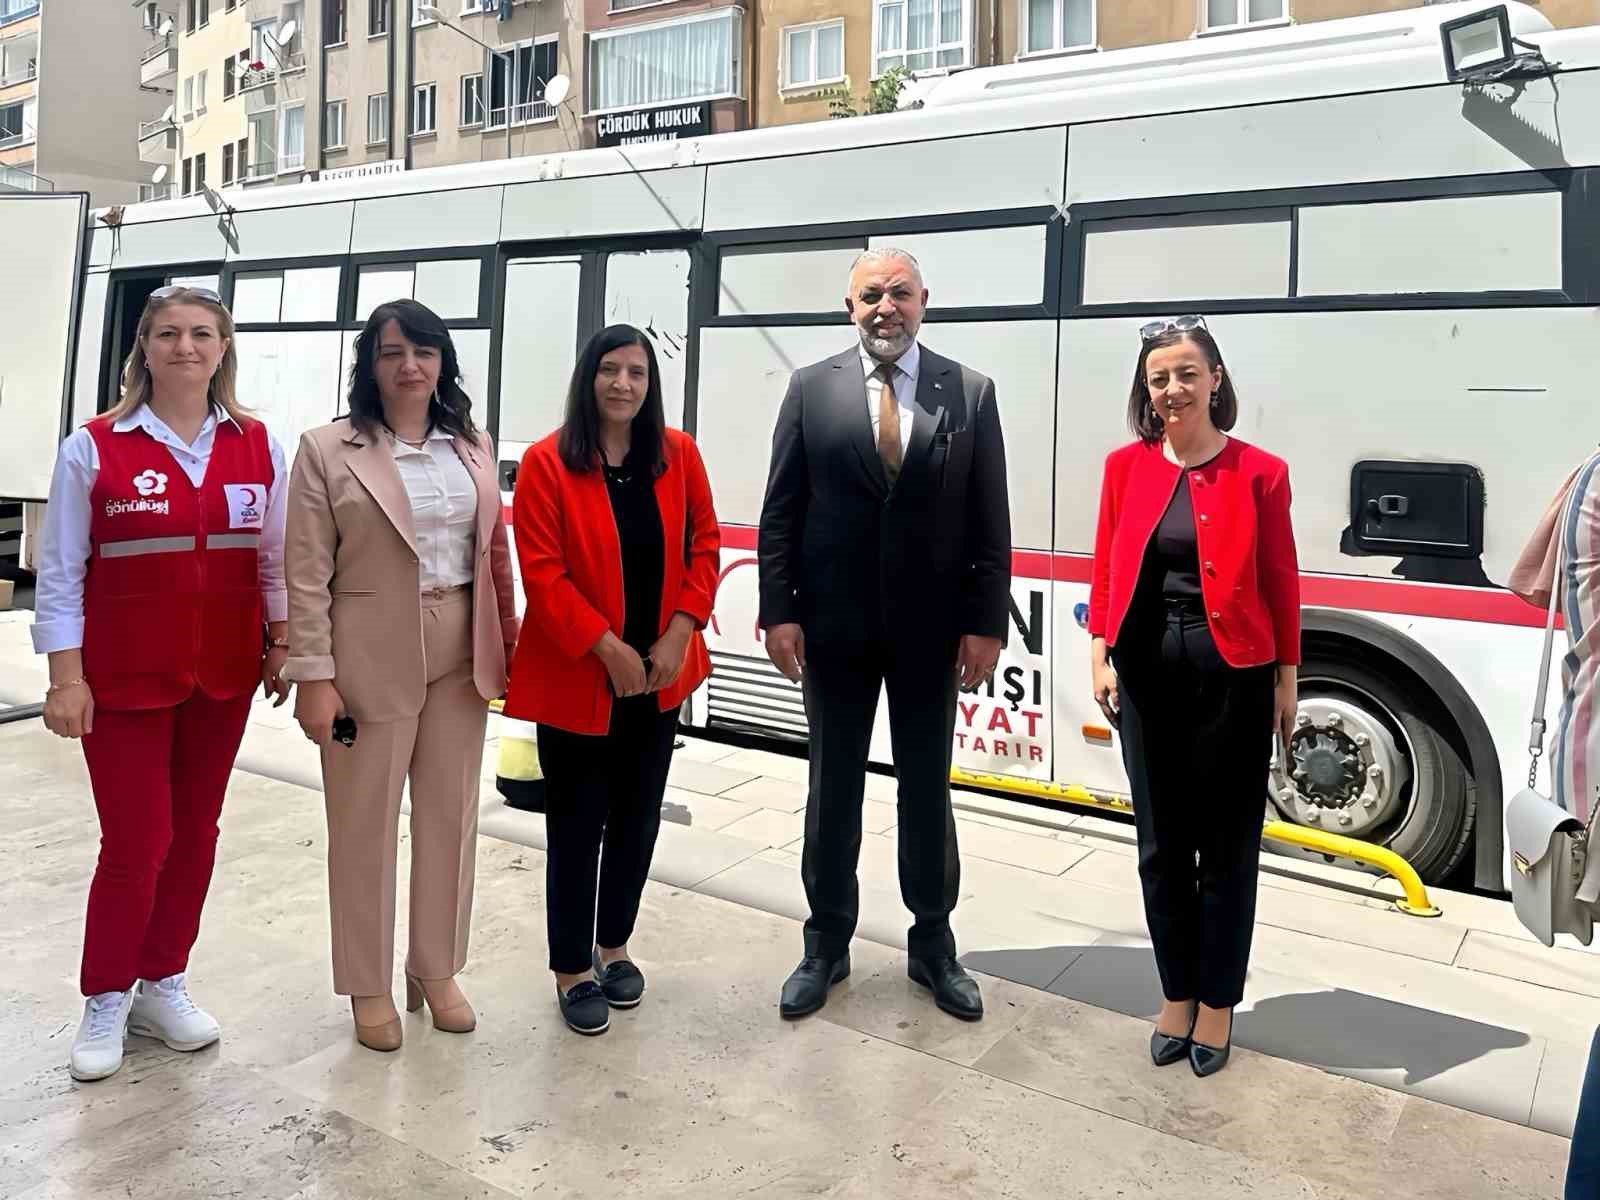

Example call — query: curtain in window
[1249,0,1283,20]
[1025,0,1052,53]
[905,0,934,69]
[1063,0,1091,46]
[280,106,305,169]
[1207,0,1234,27]
[590,14,734,111]
[878,0,902,58]
[816,23,842,79]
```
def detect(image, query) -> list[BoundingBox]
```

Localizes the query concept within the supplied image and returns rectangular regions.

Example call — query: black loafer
[908,956,983,1021]
[592,949,646,1009]
[1190,1013,1234,1077]
[779,952,850,1018]
[1151,1008,1197,1067]
[557,981,610,1036]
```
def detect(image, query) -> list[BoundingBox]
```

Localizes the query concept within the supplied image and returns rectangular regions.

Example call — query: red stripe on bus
[713,524,1547,630]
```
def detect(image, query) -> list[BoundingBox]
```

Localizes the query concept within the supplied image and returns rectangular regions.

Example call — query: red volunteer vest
[82,414,273,710]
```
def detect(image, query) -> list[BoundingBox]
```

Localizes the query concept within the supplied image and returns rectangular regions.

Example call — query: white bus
[2,1,1595,891]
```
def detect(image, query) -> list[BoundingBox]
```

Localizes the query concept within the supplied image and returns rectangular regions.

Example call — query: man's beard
[858,322,916,362]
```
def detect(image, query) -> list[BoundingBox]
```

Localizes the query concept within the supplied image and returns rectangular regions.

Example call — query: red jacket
[1089,437,1300,668]
[83,414,273,710]
[504,428,721,735]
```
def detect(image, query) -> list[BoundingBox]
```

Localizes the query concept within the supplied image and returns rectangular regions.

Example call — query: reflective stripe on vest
[97,536,198,559]
[205,533,261,551]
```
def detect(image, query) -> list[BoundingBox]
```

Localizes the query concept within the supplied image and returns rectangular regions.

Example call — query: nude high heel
[406,973,477,1034]
[350,997,402,1052]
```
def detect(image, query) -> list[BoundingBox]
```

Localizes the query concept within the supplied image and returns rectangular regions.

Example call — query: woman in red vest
[1088,316,1299,1079]
[33,286,290,1082]
[504,324,720,1036]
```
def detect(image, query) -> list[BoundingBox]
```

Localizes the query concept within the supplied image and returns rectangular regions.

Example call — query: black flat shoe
[1150,1006,1198,1067]
[592,949,645,1009]
[557,981,610,1036]
[779,952,850,1018]
[908,956,983,1021]
[1190,1012,1234,1077]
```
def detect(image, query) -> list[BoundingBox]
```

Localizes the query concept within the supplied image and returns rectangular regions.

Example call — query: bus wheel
[1266,655,1475,885]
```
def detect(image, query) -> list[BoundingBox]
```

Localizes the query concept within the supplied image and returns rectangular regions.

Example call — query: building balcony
[0,124,35,150]
[0,31,38,89]
[240,65,277,112]
[138,117,177,164]
[0,2,39,31]
[140,37,178,90]
[0,59,35,89]
[0,160,47,190]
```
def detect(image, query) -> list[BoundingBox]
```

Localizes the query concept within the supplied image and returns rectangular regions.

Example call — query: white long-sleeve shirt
[861,340,919,459]
[30,405,289,655]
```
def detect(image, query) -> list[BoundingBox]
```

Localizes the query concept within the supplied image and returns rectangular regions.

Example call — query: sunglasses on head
[150,285,223,305]
[1139,314,1208,342]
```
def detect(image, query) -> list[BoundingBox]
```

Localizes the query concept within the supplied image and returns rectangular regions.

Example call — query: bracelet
[267,637,289,650]
[46,677,86,696]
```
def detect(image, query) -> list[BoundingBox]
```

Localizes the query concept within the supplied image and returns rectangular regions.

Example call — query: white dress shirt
[31,405,289,655]
[862,341,919,459]
[388,428,477,591]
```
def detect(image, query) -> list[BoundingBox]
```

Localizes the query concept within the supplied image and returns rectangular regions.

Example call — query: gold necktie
[877,363,902,482]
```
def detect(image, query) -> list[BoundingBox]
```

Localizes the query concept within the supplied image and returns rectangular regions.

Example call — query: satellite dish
[277,18,297,42]
[161,103,175,122]
[415,3,443,20]
[158,15,172,35]
[544,74,571,107]
[151,164,169,183]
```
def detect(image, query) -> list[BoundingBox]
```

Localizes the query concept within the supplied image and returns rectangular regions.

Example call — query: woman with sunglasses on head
[503,324,720,1036]
[282,299,518,1052]
[1087,315,1300,1078]
[33,285,291,1081]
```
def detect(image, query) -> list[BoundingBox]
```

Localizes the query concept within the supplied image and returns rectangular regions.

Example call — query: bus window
[604,249,691,430]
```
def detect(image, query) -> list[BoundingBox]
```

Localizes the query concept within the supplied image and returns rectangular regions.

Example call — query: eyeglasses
[1139,314,1208,342]
[150,285,224,305]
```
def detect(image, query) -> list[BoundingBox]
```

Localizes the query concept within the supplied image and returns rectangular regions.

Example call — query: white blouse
[389,429,477,591]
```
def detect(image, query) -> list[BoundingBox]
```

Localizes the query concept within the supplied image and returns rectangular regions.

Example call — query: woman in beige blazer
[284,299,518,1052]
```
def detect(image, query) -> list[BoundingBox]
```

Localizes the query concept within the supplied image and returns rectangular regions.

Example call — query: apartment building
[0,0,163,201]
[757,0,1599,126]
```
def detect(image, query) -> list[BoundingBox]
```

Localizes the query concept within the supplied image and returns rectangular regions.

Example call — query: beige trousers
[322,588,488,997]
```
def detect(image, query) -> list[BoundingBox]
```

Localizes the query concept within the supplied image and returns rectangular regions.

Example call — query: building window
[1203,0,1285,30]
[182,156,193,195]
[1022,0,1092,55]
[182,75,195,117]
[0,34,37,88]
[326,0,347,42]
[589,9,741,113]
[460,73,484,127]
[487,37,557,127]
[412,82,437,134]
[223,55,235,98]
[237,134,249,177]
[195,151,207,190]
[324,98,347,147]
[369,0,387,34]
[141,2,159,30]
[186,0,197,33]
[279,102,306,170]
[281,1,305,61]
[875,0,968,74]
[411,0,433,23]
[196,68,208,112]
[250,20,276,65]
[199,0,209,25]
[782,20,844,90]
[367,91,389,143]
[223,141,235,184]
[0,97,35,146]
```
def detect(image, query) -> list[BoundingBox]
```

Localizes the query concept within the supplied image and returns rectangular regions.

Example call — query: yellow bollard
[948,765,1442,918]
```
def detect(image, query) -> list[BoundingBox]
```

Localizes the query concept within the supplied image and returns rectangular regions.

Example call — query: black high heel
[1189,1010,1234,1078]
[1149,1003,1197,1067]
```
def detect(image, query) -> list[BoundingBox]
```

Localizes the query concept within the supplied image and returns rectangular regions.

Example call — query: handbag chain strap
[1527,459,1594,790]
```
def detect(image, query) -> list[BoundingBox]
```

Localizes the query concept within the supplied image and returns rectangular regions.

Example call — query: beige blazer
[283,419,519,723]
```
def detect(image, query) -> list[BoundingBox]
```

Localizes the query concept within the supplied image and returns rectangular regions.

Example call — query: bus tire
[1280,654,1476,885]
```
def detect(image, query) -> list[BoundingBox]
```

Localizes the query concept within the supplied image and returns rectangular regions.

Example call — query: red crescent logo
[241,486,260,506]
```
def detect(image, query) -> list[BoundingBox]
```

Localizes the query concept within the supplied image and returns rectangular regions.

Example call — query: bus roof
[109,0,1598,226]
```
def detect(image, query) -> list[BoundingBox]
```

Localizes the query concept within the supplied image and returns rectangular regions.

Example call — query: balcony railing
[239,64,277,90]
[0,59,36,89]
[0,162,49,191]
[0,123,36,150]
[278,149,305,172]
[0,3,40,31]
[487,99,555,128]
[140,35,173,66]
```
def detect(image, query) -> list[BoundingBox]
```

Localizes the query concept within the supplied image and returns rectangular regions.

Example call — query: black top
[1147,477,1203,600]
[603,457,665,658]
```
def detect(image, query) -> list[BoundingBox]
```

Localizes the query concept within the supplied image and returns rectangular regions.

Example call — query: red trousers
[78,690,253,996]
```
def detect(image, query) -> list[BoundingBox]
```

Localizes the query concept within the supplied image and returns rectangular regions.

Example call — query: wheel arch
[1299,608,1504,891]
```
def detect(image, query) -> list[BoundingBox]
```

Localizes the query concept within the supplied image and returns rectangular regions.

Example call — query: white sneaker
[69,990,134,1082]
[128,973,221,1052]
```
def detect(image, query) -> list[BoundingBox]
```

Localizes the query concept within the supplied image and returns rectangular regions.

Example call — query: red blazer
[504,427,721,735]
[1088,437,1300,668]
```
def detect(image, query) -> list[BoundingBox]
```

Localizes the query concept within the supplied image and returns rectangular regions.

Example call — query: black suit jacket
[757,344,1011,654]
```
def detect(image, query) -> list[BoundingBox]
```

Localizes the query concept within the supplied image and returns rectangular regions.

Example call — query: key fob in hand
[332,715,358,747]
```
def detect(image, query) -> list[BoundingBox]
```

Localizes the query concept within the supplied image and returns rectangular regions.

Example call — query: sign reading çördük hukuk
[595,102,711,148]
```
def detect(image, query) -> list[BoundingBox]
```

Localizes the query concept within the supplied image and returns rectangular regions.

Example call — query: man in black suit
[758,248,1011,1021]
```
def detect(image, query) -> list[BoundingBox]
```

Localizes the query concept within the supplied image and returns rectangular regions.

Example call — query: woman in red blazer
[1087,316,1299,1079]
[504,324,720,1036]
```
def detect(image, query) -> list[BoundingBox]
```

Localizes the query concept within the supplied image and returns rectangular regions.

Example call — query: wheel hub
[1268,696,1411,840]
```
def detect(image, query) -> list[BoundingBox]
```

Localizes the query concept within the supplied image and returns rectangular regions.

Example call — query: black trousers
[1112,600,1275,1009]
[800,644,961,961]
[538,697,680,975]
